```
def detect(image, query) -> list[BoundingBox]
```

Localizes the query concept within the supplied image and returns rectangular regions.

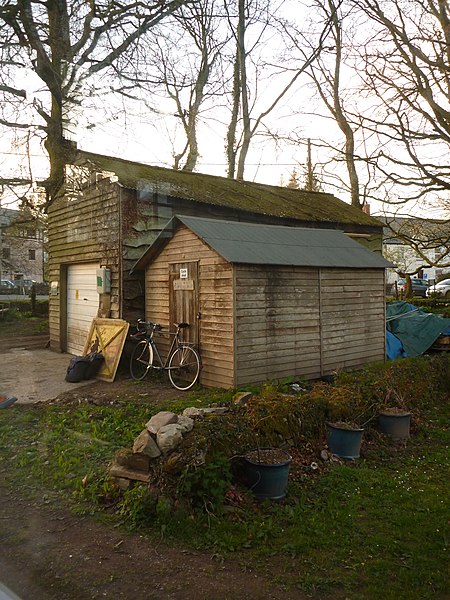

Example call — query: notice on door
[173,279,194,291]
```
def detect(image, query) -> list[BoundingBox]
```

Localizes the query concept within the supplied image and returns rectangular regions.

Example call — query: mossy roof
[77,150,382,228]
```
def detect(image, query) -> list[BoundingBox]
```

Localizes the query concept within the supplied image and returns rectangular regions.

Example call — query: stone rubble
[145,411,178,434]
[156,423,184,454]
[132,430,161,458]
[109,406,227,486]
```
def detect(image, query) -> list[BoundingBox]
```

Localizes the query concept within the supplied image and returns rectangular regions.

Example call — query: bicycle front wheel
[168,345,200,391]
[130,340,153,380]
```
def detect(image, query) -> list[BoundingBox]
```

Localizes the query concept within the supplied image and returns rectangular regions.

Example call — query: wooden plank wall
[235,265,385,386]
[47,175,121,351]
[320,268,386,373]
[145,226,234,388]
[234,266,322,386]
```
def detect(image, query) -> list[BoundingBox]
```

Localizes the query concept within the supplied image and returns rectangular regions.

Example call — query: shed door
[169,261,199,345]
[67,263,100,354]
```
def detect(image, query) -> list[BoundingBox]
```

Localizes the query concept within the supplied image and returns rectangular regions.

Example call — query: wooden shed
[48,151,385,355]
[133,215,392,389]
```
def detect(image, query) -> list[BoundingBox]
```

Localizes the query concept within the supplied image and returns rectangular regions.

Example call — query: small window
[2,247,10,259]
[29,249,36,260]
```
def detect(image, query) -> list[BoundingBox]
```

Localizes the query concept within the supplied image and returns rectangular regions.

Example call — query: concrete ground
[0,339,95,404]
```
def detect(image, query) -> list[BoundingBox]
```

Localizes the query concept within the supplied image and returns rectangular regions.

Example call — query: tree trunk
[226,47,240,178]
[235,0,250,180]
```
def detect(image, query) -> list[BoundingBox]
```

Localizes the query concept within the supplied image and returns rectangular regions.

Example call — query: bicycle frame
[136,321,188,371]
[148,328,181,370]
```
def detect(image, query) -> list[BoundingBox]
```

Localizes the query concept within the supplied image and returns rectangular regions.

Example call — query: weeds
[179,454,232,513]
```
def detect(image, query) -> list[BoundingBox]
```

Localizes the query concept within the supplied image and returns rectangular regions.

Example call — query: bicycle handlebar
[136,320,190,332]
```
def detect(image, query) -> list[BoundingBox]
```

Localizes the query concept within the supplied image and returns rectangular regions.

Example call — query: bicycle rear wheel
[168,345,200,391]
[130,341,153,380]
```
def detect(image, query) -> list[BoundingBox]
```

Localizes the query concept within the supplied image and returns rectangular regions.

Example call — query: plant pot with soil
[326,421,364,459]
[378,389,412,440]
[241,448,292,500]
[378,407,412,440]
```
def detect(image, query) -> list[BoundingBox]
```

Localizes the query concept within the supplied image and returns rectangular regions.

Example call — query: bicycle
[129,320,201,391]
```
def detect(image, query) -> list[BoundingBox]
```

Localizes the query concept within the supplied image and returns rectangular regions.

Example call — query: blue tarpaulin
[386,301,450,358]
[386,330,407,360]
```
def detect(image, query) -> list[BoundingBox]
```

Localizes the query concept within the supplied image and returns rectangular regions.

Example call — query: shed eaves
[133,215,393,271]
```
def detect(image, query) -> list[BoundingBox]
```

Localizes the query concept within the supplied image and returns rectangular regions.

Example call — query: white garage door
[67,263,100,354]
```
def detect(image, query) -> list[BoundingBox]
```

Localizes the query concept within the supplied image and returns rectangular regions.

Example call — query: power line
[0,150,301,168]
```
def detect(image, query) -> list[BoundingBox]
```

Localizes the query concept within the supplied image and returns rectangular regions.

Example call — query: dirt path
[0,470,309,600]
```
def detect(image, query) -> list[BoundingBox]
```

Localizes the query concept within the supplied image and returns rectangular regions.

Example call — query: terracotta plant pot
[378,410,411,440]
[242,448,291,500]
[326,422,364,459]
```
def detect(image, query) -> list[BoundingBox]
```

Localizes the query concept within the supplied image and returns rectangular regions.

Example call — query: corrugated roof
[76,150,382,228]
[133,215,392,271]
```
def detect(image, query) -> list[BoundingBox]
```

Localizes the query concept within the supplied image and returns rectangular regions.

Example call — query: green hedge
[386,296,450,317]
[0,299,49,316]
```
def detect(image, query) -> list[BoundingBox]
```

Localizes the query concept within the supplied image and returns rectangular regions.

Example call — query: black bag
[65,356,90,382]
[83,352,104,379]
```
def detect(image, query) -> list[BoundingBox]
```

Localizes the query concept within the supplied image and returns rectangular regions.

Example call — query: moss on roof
[76,150,382,228]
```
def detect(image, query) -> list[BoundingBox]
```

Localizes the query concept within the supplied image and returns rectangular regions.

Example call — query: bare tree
[353,0,450,203]
[305,0,365,207]
[155,1,227,171]
[224,0,332,180]
[0,0,189,209]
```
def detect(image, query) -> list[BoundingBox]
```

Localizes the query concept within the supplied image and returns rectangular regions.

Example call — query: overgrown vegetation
[0,302,48,336]
[0,307,49,338]
[0,355,448,599]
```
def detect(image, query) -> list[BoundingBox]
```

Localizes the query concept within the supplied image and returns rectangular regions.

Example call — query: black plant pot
[242,448,291,500]
[378,411,411,440]
[326,422,364,459]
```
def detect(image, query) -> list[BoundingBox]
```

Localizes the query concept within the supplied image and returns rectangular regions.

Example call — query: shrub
[179,454,232,512]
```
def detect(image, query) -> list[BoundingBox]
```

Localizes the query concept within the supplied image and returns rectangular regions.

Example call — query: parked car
[0,279,16,288]
[426,278,450,297]
[18,279,37,290]
[395,278,429,298]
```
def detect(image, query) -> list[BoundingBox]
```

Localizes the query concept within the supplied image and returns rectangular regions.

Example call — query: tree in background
[354,0,450,205]
[225,0,333,179]
[0,0,188,209]
[306,0,365,207]
[286,168,300,188]
[111,0,228,172]
[353,0,450,273]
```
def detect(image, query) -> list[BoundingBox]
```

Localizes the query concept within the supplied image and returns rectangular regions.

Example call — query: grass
[0,380,448,599]
[0,304,49,336]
